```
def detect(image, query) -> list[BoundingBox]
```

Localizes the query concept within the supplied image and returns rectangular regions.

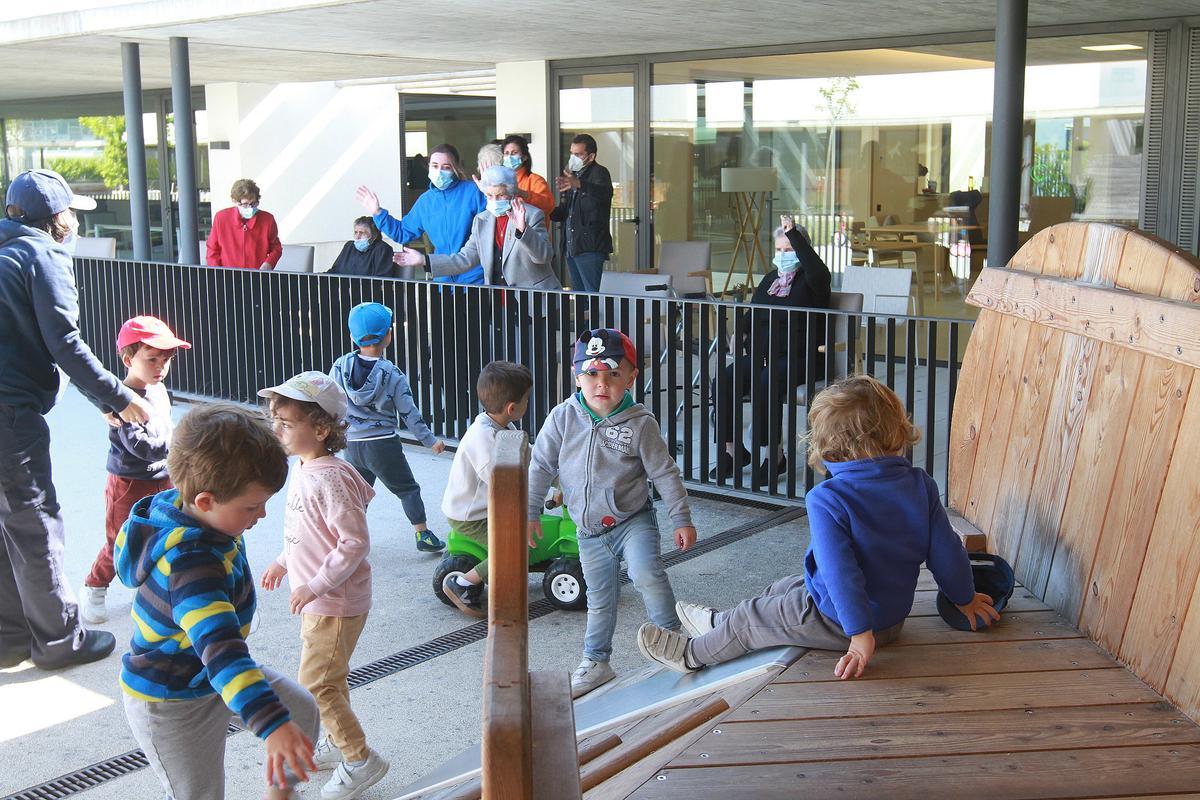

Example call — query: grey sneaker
[79,585,108,625]
[638,623,697,674]
[320,750,390,799]
[570,658,616,699]
[442,573,486,619]
[675,602,716,638]
[313,735,343,770]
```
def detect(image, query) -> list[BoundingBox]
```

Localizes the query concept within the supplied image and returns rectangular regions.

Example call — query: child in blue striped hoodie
[116,403,319,800]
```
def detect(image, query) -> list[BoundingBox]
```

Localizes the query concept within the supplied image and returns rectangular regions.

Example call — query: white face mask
[568,154,586,173]
[61,230,78,255]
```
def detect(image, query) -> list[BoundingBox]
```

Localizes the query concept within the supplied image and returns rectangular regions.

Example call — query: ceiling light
[1080,44,1143,52]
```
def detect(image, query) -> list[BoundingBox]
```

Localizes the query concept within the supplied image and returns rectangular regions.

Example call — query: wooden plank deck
[619,576,1200,799]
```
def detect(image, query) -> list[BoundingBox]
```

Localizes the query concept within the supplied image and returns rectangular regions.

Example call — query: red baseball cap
[116,316,192,351]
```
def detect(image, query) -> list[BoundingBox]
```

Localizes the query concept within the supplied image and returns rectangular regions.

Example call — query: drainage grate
[4,504,803,800]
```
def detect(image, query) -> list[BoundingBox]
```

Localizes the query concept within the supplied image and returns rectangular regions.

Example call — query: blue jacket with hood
[330,352,437,444]
[373,177,486,285]
[0,218,135,414]
[114,489,291,739]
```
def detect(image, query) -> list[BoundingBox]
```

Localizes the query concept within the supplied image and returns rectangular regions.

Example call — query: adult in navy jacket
[0,170,154,671]
[356,143,486,285]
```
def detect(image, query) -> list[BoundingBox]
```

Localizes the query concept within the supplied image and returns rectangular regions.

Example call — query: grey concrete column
[986,0,1028,271]
[170,36,199,265]
[121,42,151,261]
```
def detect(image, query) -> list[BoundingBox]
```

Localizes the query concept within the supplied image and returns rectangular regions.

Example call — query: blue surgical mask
[353,238,370,252]
[237,204,257,220]
[772,250,800,272]
[428,167,455,190]
[487,198,512,217]
[503,154,523,170]
[568,154,585,173]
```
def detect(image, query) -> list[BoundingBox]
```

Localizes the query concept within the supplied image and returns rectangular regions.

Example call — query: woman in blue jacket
[356,143,486,285]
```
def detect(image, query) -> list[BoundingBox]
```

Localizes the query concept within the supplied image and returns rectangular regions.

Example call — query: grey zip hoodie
[528,394,692,537]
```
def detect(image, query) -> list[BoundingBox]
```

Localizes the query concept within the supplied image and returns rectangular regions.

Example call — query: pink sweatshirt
[277,455,376,617]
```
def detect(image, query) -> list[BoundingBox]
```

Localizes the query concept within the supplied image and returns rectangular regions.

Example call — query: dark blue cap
[5,169,96,221]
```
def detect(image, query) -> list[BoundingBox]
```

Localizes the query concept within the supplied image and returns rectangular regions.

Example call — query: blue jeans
[344,436,426,526]
[567,252,606,293]
[577,507,680,662]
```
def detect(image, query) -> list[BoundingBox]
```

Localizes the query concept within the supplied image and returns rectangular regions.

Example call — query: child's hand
[264,720,315,789]
[675,526,697,551]
[955,592,1001,631]
[835,630,875,680]
[544,489,564,509]
[102,410,121,429]
[431,440,446,455]
[260,563,287,591]
[527,518,543,549]
[289,585,317,615]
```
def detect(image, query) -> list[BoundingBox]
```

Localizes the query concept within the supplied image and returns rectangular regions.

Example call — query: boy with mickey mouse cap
[527,328,697,698]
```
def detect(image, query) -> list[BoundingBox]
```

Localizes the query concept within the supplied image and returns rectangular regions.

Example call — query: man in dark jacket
[0,169,152,670]
[552,133,613,292]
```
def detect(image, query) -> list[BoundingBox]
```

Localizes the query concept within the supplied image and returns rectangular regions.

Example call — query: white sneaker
[79,585,108,624]
[638,623,697,674]
[320,750,389,799]
[676,602,716,638]
[570,658,616,699]
[312,735,343,770]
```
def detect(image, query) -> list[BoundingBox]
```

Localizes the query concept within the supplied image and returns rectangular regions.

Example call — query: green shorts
[447,517,489,581]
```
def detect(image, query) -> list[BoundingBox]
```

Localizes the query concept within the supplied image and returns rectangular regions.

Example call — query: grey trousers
[0,405,84,663]
[123,667,320,800]
[688,573,904,665]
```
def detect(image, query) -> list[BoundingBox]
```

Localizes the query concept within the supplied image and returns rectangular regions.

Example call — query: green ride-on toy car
[432,508,587,611]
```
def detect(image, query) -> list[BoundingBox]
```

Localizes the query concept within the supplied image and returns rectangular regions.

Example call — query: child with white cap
[257,372,390,799]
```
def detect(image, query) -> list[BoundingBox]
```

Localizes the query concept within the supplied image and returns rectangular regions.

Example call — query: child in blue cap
[527,328,697,698]
[329,303,446,553]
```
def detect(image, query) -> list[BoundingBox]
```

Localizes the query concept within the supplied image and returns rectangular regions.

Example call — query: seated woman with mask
[329,216,395,277]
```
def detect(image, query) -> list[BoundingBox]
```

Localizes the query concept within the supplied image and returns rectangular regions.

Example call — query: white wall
[495,61,550,177]
[205,81,401,270]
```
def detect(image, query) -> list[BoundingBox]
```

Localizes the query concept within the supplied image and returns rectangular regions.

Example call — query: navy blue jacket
[804,456,975,636]
[0,219,134,414]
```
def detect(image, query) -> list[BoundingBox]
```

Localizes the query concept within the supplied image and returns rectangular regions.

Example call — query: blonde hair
[805,375,919,474]
[168,402,289,504]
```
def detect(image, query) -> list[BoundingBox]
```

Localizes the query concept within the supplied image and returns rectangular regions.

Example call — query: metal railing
[74,257,974,502]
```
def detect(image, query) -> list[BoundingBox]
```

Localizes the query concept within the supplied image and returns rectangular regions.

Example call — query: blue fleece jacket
[329,352,436,445]
[373,178,486,285]
[0,218,135,414]
[115,489,290,739]
[803,456,975,636]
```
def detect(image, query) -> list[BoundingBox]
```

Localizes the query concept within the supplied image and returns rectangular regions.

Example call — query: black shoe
[754,456,788,487]
[0,648,31,669]
[32,630,116,670]
[442,573,486,619]
[708,446,753,480]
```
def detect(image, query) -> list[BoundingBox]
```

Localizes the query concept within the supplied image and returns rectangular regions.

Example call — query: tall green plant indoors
[78,115,127,189]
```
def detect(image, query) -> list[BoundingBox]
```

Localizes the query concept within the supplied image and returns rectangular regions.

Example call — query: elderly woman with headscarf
[395,166,559,290]
[328,216,394,277]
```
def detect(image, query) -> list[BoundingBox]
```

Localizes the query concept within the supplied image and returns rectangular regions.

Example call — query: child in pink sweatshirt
[257,372,389,800]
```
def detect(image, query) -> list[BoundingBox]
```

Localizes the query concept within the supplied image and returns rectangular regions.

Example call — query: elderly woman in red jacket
[205,178,282,269]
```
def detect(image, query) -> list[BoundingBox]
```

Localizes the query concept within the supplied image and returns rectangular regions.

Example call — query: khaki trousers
[298,612,369,762]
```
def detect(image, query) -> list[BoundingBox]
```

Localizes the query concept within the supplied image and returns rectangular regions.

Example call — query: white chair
[841,265,914,316]
[656,241,711,297]
[598,271,673,297]
[276,244,315,273]
[73,236,117,258]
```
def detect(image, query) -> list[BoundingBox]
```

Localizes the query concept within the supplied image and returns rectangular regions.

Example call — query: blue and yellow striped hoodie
[114,489,290,739]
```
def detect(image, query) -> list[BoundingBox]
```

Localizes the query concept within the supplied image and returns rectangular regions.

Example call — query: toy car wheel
[543,558,587,611]
[433,554,480,606]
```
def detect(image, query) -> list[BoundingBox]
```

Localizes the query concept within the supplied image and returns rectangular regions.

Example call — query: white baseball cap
[257,371,347,421]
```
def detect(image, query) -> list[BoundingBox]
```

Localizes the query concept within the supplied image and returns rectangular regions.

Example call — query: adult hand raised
[780,214,795,232]
[355,185,382,216]
[393,247,425,268]
[555,169,580,193]
[511,196,527,232]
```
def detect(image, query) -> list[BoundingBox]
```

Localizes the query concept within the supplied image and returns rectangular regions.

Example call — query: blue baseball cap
[348,302,394,346]
[5,169,96,221]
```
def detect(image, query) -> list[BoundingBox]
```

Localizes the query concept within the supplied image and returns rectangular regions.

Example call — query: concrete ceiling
[0,0,1193,106]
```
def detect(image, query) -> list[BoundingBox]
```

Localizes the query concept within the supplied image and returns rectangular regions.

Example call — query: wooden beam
[531,671,582,800]
[946,509,988,552]
[967,266,1200,369]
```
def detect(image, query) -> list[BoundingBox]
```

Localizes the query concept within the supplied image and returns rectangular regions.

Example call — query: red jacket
[206,207,282,269]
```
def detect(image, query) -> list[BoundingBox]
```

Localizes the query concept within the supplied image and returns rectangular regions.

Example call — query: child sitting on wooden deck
[638,374,1000,679]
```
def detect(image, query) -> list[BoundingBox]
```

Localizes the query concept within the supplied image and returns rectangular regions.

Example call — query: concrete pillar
[170,36,199,265]
[121,42,151,261]
[986,0,1028,270]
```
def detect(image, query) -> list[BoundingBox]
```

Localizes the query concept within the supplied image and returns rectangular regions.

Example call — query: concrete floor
[0,389,811,800]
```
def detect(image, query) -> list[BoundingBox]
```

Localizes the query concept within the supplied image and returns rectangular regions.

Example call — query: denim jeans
[577,506,680,662]
[567,252,606,293]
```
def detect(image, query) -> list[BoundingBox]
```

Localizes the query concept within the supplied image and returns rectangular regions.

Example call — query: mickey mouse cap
[572,328,638,374]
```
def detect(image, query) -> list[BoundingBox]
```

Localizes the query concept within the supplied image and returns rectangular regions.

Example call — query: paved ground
[0,388,810,800]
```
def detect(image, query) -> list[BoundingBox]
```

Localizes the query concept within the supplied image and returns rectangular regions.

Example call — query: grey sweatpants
[123,667,319,800]
[688,574,903,665]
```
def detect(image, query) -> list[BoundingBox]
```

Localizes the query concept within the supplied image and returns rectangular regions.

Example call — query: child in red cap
[79,316,190,624]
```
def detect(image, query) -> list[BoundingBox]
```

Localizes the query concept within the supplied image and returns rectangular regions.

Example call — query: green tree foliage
[78,115,128,188]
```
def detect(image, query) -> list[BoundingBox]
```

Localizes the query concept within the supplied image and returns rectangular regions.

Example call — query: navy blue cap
[936,553,1015,632]
[5,169,96,220]
[348,302,394,346]
[573,328,638,374]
